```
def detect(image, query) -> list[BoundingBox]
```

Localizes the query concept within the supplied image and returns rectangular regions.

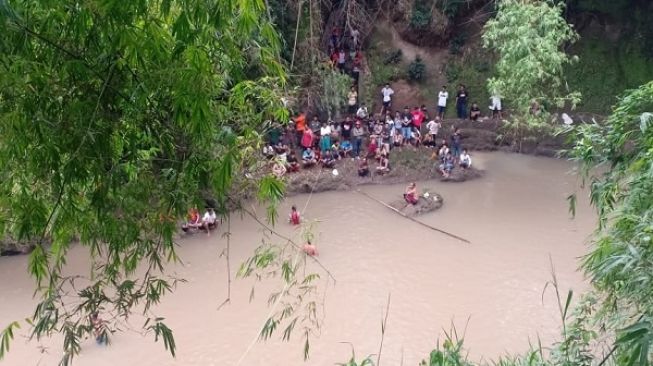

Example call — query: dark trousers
[353,137,363,157]
[457,102,467,119]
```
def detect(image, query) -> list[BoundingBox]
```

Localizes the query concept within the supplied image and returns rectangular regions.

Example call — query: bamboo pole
[290,0,303,71]
[356,189,471,244]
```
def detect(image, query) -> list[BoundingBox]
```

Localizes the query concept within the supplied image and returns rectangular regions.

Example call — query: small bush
[444,63,461,83]
[449,34,466,55]
[408,56,427,82]
[440,0,462,19]
[382,49,403,65]
[410,6,431,30]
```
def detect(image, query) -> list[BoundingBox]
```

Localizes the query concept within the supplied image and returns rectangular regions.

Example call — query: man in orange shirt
[294,112,306,144]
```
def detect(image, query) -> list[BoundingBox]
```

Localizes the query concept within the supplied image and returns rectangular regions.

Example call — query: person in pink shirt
[411,105,425,132]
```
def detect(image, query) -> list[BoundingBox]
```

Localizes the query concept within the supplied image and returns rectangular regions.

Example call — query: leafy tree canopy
[483,0,581,132]
[0,0,288,363]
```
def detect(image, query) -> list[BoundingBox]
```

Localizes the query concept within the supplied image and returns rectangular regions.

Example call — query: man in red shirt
[411,105,425,131]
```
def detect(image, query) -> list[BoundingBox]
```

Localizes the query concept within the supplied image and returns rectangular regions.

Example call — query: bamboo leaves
[0,321,20,361]
[483,0,580,146]
[0,0,288,363]
[149,319,177,358]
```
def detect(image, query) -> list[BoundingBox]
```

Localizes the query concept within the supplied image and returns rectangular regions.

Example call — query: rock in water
[389,190,444,217]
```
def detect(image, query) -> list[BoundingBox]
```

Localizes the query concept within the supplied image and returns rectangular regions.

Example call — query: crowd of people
[263,97,477,181]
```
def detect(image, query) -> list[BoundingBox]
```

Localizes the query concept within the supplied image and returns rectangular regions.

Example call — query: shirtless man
[404,182,418,205]
[302,240,318,256]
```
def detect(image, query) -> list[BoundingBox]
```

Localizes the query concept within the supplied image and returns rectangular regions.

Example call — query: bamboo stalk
[356,189,471,244]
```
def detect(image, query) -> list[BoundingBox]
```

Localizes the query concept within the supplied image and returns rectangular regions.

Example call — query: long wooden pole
[290,0,303,71]
[356,189,471,244]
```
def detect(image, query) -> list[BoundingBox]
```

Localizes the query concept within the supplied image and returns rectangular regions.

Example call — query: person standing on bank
[347,86,358,115]
[437,85,448,119]
[381,83,394,114]
[456,84,468,119]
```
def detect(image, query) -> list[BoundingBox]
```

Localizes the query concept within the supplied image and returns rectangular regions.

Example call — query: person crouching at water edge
[404,182,418,205]
[289,205,301,225]
[202,208,217,235]
[182,207,201,231]
[303,240,318,256]
[459,149,472,169]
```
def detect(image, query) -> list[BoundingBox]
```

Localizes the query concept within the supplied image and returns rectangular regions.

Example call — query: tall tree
[0,0,288,363]
[483,0,581,149]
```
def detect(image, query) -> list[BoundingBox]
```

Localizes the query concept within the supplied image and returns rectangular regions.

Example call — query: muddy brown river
[0,152,595,365]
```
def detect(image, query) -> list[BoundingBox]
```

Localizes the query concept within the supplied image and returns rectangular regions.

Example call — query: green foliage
[569,81,653,366]
[237,227,323,360]
[483,0,580,145]
[337,348,375,366]
[383,49,403,65]
[449,33,467,55]
[439,0,464,19]
[419,329,473,366]
[0,0,288,363]
[444,48,493,119]
[410,0,432,30]
[318,67,352,119]
[408,56,427,82]
[367,46,404,89]
[0,322,20,360]
[564,36,653,114]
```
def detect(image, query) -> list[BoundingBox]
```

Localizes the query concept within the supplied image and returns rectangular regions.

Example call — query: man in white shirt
[202,208,217,234]
[356,103,368,119]
[426,118,442,139]
[490,94,502,119]
[437,85,448,119]
[381,83,394,113]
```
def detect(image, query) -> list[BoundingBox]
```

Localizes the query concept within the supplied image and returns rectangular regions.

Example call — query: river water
[0,152,595,366]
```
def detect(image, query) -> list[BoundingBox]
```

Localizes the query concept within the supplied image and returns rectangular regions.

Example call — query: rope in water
[355,189,471,244]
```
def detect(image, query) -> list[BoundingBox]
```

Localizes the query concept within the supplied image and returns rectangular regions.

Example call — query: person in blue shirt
[341,139,353,158]
[302,147,317,167]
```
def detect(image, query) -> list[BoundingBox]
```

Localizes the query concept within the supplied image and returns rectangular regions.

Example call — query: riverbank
[285,118,567,195]
[285,148,483,195]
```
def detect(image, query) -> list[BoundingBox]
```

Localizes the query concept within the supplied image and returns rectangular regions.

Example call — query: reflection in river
[0,152,594,366]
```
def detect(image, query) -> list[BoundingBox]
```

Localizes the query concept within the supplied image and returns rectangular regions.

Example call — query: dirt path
[374,19,450,109]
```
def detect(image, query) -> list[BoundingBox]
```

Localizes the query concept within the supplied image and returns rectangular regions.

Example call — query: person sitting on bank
[263,144,275,159]
[303,240,318,257]
[331,141,342,160]
[341,139,353,158]
[286,151,300,172]
[422,132,436,148]
[302,147,317,167]
[404,182,418,205]
[366,136,378,159]
[440,152,455,178]
[437,140,450,162]
[289,205,301,225]
[459,149,472,169]
[320,150,336,169]
[182,207,201,231]
[358,158,369,177]
[470,102,481,121]
[376,152,390,174]
[272,159,286,178]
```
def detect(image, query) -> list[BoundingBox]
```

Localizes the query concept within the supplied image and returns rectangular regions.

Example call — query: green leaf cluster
[0,0,288,363]
[483,0,581,140]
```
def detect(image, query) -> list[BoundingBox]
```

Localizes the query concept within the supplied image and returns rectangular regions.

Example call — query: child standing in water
[289,205,301,225]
